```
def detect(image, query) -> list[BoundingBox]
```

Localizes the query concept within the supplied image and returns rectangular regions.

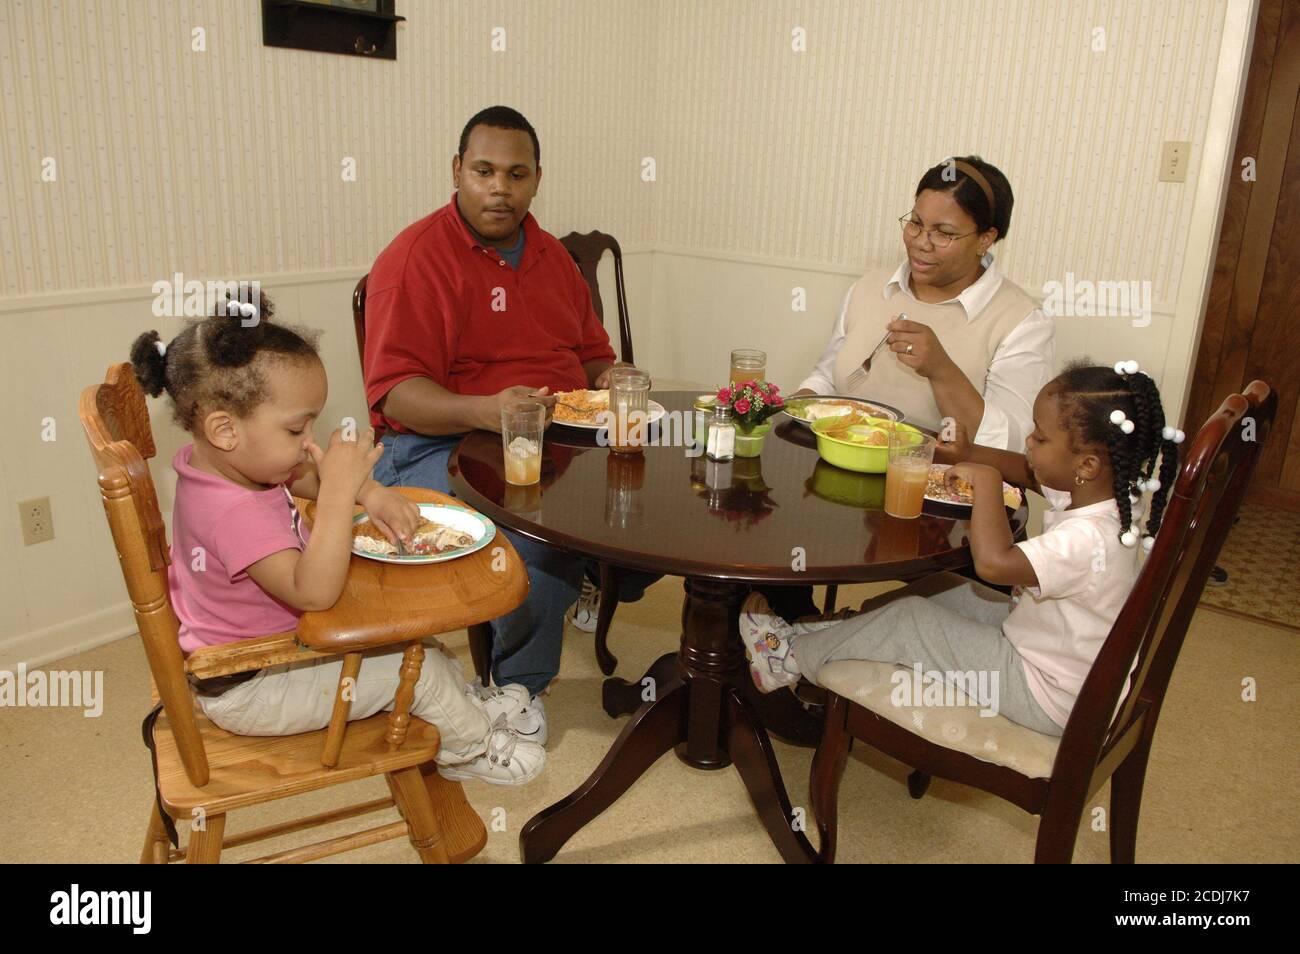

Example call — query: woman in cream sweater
[795,155,1053,451]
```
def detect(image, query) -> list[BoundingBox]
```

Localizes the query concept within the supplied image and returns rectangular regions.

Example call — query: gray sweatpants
[792,572,1063,735]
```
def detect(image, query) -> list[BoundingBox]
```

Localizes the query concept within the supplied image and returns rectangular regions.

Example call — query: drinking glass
[608,367,651,454]
[729,349,766,387]
[501,401,546,486]
[884,427,935,519]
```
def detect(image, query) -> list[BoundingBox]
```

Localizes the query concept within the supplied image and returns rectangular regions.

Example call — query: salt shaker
[706,404,736,461]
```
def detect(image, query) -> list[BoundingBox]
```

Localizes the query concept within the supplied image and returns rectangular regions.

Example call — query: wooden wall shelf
[262,1,405,61]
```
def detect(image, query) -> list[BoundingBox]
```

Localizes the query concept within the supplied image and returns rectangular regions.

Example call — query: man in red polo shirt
[364,106,651,740]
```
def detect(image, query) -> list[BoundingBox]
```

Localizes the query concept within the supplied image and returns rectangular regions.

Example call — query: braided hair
[128,287,321,432]
[1046,359,1181,549]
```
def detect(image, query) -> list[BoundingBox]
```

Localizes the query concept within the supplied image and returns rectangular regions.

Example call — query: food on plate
[926,465,1023,508]
[352,516,476,556]
[553,389,609,425]
[805,402,856,421]
[819,412,891,446]
[928,465,973,503]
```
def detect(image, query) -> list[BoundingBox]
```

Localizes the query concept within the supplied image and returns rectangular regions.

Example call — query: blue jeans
[372,431,653,695]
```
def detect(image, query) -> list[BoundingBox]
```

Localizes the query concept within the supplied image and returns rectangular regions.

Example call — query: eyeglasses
[898,214,979,250]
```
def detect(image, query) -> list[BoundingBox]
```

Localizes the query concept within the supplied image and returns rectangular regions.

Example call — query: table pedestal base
[520,578,820,864]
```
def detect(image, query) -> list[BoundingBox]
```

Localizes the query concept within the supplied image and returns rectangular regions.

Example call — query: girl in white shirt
[742,360,1181,735]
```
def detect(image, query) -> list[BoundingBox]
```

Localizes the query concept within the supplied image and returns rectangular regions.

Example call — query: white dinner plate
[780,395,903,426]
[351,503,496,564]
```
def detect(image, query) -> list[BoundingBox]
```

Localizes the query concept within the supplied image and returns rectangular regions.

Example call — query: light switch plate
[1159,141,1191,183]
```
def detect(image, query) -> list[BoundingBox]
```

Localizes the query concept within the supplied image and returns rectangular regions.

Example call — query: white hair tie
[154,340,166,358]
[1110,409,1135,434]
[1120,529,1137,547]
[1162,426,1185,444]
[1114,359,1140,376]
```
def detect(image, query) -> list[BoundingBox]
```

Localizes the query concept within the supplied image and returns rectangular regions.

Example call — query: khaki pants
[197,644,491,764]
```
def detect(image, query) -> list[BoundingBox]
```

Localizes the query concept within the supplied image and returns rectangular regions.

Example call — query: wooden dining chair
[558,231,640,675]
[808,380,1276,863]
[81,362,487,863]
[560,230,634,365]
[353,272,493,685]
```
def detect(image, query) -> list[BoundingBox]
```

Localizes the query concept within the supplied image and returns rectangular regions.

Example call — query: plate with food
[351,503,496,564]
[925,464,1023,510]
[552,388,667,430]
[781,395,903,426]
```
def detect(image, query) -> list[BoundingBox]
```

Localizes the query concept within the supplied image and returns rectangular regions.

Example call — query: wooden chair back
[559,230,634,365]
[79,363,211,786]
[352,273,386,440]
[352,273,369,379]
[1055,381,1276,809]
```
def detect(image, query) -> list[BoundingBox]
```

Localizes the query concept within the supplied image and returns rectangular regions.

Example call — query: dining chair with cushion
[353,272,493,685]
[808,380,1276,863]
[81,361,491,863]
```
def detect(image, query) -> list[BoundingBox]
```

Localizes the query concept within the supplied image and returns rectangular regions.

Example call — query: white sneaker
[567,577,600,633]
[740,592,802,693]
[438,714,546,786]
[466,679,548,747]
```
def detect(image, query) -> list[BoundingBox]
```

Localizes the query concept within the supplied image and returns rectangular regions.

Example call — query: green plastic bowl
[812,416,922,474]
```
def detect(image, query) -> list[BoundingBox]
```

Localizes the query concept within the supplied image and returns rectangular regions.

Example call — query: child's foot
[740,592,802,693]
[466,680,549,746]
[438,715,546,786]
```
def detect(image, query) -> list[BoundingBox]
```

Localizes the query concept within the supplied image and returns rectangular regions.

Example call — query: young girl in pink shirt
[743,360,1181,735]
[128,291,544,784]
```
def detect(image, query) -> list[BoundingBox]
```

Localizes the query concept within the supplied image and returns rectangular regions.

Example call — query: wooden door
[1184,0,1300,510]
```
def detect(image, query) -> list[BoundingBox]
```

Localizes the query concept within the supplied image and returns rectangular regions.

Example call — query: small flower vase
[734,422,772,457]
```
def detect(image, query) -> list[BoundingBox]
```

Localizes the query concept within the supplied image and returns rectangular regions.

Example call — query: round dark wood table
[449,391,1027,863]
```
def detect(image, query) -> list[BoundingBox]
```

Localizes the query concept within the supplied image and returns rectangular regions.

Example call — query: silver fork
[844,316,903,392]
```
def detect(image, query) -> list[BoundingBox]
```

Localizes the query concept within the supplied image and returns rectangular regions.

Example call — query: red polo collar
[447,192,544,260]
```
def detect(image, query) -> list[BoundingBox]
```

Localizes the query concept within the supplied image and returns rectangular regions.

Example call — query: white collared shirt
[797,254,1055,450]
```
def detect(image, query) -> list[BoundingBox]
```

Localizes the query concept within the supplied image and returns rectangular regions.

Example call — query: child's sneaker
[740,592,802,693]
[566,577,600,633]
[465,680,548,747]
[438,714,546,786]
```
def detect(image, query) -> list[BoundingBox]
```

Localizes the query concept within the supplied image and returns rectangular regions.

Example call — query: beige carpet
[1198,503,1300,632]
[1,579,1296,864]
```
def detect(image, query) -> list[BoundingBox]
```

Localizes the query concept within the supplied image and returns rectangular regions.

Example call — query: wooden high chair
[80,362,526,863]
[808,381,1276,863]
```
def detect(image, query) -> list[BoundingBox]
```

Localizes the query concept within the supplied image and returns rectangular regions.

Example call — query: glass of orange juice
[884,426,934,519]
[502,401,546,486]
[729,349,766,386]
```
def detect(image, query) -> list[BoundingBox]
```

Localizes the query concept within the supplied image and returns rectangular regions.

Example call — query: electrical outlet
[19,497,54,545]
[1159,141,1191,183]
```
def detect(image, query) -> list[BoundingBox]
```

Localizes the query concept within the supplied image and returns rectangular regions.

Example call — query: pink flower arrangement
[716,380,784,431]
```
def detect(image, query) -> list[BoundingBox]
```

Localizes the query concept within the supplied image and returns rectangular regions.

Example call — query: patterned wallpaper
[650,0,1228,308]
[1,0,1228,309]
[0,0,659,296]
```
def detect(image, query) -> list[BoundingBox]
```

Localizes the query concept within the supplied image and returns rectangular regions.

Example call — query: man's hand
[484,385,555,432]
[790,387,817,397]
[934,417,973,464]
[593,361,644,390]
[306,427,384,499]
[887,316,958,381]
[357,484,421,547]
